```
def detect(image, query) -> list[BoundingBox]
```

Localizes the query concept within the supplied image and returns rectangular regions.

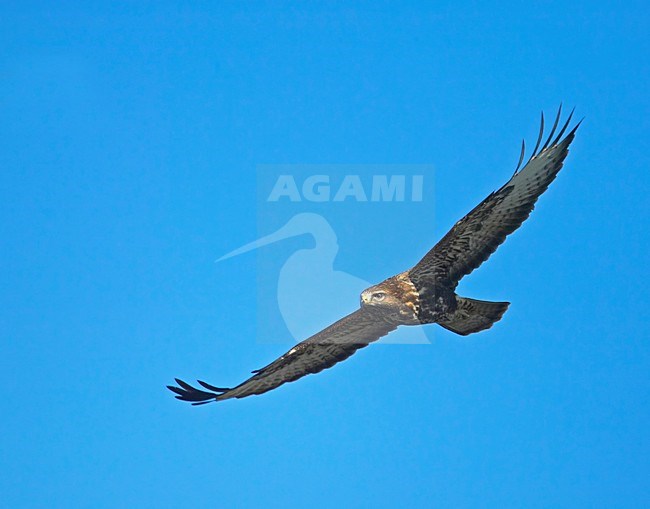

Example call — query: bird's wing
[409,107,581,288]
[168,307,398,404]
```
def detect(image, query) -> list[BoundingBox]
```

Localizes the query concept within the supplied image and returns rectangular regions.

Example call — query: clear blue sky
[1,2,649,508]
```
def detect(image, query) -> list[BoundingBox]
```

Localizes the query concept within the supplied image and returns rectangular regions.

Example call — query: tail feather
[439,296,509,336]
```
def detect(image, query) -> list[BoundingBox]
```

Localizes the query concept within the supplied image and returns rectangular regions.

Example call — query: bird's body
[364,272,459,325]
[169,107,581,405]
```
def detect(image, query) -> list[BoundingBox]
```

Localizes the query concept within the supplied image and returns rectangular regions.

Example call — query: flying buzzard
[169,107,581,404]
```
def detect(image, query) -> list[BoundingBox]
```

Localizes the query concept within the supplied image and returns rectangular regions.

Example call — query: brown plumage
[169,107,581,404]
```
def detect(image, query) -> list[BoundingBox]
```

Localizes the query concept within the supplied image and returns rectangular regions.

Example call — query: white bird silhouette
[218,212,430,344]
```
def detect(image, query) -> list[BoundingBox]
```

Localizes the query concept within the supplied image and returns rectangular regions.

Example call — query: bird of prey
[169,107,581,405]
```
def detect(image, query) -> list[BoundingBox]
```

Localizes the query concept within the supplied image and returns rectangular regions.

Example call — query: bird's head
[361,285,391,306]
[360,277,420,323]
[361,283,402,309]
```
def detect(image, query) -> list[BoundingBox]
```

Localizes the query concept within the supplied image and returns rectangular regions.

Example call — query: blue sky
[1,2,649,508]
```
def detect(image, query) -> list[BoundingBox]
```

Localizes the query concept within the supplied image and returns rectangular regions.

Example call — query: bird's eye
[373,292,386,301]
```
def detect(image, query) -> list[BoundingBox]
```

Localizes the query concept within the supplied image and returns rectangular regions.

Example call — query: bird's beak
[216,223,299,262]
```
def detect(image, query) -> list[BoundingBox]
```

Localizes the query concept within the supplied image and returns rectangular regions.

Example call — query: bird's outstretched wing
[168,307,398,404]
[410,106,581,288]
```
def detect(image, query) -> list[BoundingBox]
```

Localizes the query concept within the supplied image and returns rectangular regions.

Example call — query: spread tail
[439,296,510,336]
